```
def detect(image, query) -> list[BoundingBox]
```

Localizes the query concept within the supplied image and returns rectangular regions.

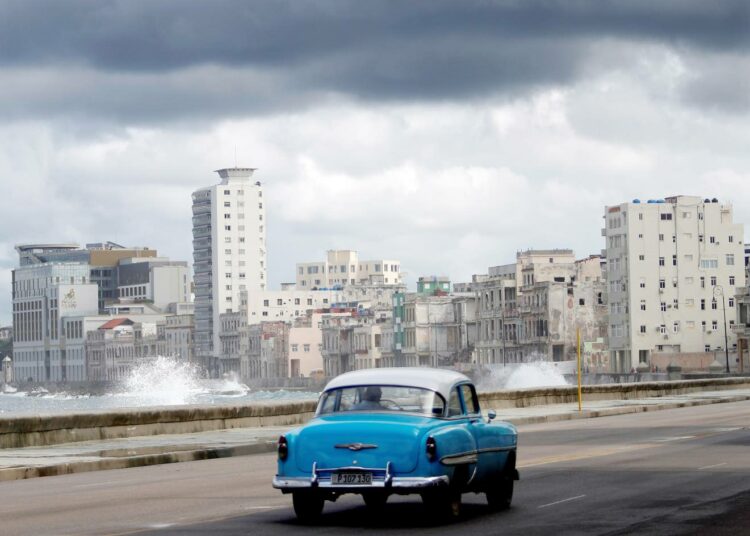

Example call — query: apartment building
[296,250,402,289]
[392,285,478,369]
[605,196,745,372]
[192,168,266,376]
[86,317,164,381]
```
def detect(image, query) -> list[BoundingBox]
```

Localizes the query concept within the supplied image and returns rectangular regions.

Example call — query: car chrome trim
[440,452,479,465]
[440,446,515,465]
[273,475,449,490]
[334,443,378,451]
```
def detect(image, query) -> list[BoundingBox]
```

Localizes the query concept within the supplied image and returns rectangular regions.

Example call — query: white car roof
[323,367,471,399]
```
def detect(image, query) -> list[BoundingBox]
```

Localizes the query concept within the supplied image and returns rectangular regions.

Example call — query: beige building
[395,292,478,368]
[296,250,402,289]
[605,196,745,372]
[472,250,606,366]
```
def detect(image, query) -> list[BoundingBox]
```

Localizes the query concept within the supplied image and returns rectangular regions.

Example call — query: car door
[461,383,501,485]
[441,386,478,487]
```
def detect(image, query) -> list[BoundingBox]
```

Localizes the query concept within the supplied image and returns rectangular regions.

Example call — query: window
[729,298,735,307]
[730,276,736,285]
[639,213,643,220]
[673,322,680,333]
[225,225,231,231]
[224,201,230,207]
[711,276,717,286]
[579,298,585,306]
[239,273,246,278]
[712,320,718,330]
[659,234,664,241]
[705,345,711,353]
[660,324,666,334]
[726,254,735,266]
[294,298,300,305]
[660,213,672,220]
[712,299,717,310]
[639,255,645,261]
[639,279,646,288]
[700,259,718,269]
[239,237,245,243]
[263,299,269,306]
[640,300,646,311]
[701,276,705,288]
[672,255,677,266]
[304,344,310,352]
[224,189,230,195]
[659,279,666,289]
[659,257,665,266]
[291,344,298,352]
[447,388,463,417]
[710,236,716,244]
[640,325,647,334]
[729,235,734,243]
[277,299,283,306]
[225,272,231,278]
[224,213,231,219]
[460,384,479,414]
[307,298,313,305]
[701,299,706,310]
[225,249,231,254]
[660,302,667,312]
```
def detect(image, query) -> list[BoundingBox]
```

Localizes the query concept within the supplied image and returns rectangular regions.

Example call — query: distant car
[273,367,519,522]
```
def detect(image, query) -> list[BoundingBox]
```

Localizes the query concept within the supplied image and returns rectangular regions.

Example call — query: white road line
[244,506,280,510]
[698,462,727,471]
[653,436,696,442]
[538,494,586,509]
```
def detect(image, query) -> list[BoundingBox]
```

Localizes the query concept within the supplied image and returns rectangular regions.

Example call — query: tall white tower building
[605,195,744,372]
[192,168,267,374]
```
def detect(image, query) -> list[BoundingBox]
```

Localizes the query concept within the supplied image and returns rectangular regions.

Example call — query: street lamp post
[714,285,731,374]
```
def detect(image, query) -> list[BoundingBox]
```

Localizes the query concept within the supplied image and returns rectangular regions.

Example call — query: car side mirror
[486,410,497,423]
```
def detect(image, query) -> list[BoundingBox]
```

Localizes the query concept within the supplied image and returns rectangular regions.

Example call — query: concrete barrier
[479,377,750,409]
[2,378,750,449]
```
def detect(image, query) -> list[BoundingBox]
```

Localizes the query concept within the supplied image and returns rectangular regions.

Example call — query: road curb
[1,394,748,482]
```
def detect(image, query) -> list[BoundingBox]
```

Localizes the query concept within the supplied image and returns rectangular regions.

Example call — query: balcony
[192,214,211,226]
[192,225,211,239]
[192,203,211,215]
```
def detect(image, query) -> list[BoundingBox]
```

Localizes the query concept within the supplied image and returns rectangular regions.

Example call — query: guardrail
[2,377,749,449]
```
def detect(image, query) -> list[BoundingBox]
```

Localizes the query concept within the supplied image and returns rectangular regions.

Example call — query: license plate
[333,472,372,485]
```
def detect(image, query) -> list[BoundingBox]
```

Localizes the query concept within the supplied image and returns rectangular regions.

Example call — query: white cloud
[0,43,748,326]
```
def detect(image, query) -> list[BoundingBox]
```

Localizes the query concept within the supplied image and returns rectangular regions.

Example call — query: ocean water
[0,357,571,416]
[0,356,318,415]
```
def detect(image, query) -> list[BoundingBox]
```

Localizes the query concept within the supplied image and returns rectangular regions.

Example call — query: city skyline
[1,1,749,326]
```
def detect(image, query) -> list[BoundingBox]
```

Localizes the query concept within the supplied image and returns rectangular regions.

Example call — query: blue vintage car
[273,367,519,521]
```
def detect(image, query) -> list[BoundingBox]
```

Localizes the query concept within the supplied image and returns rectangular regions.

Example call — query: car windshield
[316,385,446,417]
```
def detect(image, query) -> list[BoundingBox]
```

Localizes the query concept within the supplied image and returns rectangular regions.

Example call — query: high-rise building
[605,196,745,372]
[192,168,266,375]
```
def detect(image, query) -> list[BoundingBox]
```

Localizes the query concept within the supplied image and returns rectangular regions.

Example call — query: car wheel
[486,474,514,511]
[292,491,324,522]
[363,492,388,510]
[422,489,462,519]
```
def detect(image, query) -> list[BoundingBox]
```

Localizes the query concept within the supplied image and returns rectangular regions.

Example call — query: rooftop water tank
[633,199,641,204]
[712,198,718,203]
[704,198,711,203]
[647,199,656,204]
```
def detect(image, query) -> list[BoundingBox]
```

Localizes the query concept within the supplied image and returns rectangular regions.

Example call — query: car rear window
[316,385,446,417]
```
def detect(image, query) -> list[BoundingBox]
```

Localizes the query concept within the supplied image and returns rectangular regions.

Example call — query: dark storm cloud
[0,0,747,121]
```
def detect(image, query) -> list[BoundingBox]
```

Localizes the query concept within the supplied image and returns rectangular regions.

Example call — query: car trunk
[294,414,431,474]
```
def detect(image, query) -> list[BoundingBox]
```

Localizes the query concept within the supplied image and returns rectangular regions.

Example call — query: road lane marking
[538,494,586,509]
[698,462,727,471]
[653,436,696,442]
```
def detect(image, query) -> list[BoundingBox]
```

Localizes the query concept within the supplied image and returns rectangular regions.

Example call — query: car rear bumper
[273,474,449,491]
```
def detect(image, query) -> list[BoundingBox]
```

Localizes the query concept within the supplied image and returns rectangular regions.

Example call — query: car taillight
[278,435,288,461]
[426,436,437,461]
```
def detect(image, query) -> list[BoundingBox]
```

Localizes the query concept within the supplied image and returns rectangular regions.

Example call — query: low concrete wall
[2,378,750,449]
[479,377,750,409]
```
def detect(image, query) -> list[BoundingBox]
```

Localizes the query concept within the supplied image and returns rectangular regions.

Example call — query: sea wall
[2,378,749,449]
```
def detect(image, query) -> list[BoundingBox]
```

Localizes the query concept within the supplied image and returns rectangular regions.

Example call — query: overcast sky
[1,0,749,325]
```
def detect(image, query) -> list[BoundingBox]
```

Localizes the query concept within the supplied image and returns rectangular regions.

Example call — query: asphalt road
[1,401,748,536]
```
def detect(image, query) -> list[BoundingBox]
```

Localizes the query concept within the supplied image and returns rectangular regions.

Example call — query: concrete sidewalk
[1,388,749,482]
